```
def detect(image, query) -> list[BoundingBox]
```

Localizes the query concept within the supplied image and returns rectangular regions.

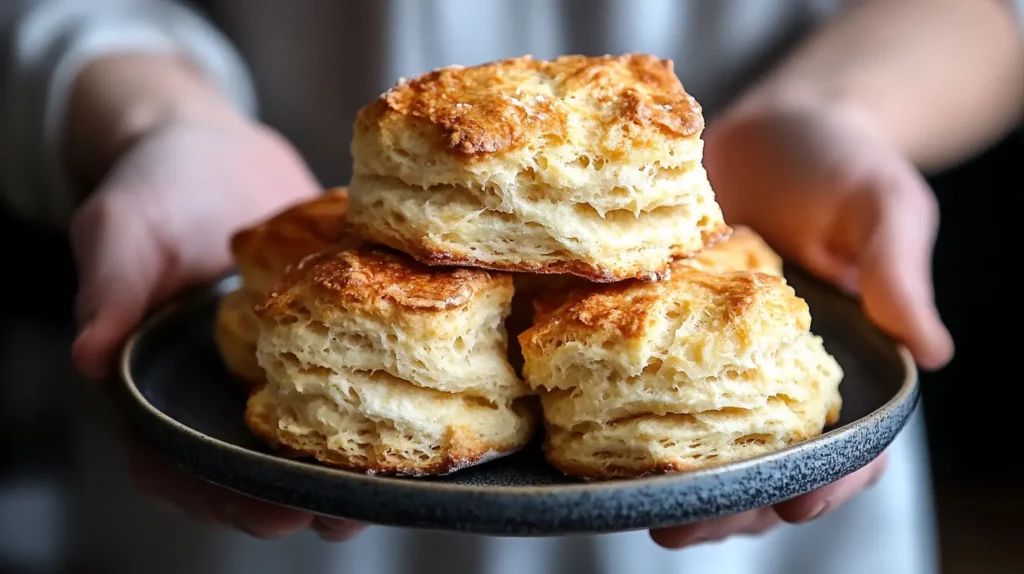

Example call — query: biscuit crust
[355,54,703,165]
[257,246,512,318]
[230,188,355,294]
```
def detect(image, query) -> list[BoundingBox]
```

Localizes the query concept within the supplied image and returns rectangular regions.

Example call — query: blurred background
[1,1,1022,573]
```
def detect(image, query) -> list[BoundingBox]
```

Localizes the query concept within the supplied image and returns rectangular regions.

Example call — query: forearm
[0,0,255,228]
[736,0,1024,171]
[66,54,245,192]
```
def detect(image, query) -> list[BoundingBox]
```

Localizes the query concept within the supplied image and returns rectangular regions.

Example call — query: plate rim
[118,274,918,497]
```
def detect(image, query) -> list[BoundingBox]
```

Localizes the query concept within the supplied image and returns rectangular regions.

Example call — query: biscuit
[213,288,264,386]
[249,246,534,475]
[519,268,842,478]
[348,54,730,282]
[214,188,354,387]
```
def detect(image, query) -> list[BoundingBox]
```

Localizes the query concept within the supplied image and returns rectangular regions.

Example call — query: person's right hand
[68,55,363,541]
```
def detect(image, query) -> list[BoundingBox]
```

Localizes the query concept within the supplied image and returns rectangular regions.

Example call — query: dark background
[919,125,1024,572]
[0,125,1021,571]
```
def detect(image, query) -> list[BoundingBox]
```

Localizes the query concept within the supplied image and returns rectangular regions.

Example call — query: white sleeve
[0,0,257,230]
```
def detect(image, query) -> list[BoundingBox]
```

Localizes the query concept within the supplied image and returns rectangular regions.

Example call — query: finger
[773,451,890,523]
[798,242,861,297]
[128,435,313,538]
[70,197,166,380]
[860,238,953,370]
[312,517,367,542]
[650,507,780,549]
[857,181,954,370]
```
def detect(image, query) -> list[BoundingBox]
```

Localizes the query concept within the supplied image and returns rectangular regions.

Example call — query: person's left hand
[649,95,953,548]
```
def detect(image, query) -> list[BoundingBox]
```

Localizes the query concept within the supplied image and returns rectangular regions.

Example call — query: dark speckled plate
[119,266,916,536]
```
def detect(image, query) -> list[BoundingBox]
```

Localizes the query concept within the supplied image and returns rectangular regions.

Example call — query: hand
[649,98,952,549]
[69,107,363,540]
[703,99,954,369]
[127,424,363,541]
[70,114,324,377]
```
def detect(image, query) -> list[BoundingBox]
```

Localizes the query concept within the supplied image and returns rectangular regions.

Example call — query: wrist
[65,53,247,192]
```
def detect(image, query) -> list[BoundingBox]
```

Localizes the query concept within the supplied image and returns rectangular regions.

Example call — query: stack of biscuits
[214,54,843,479]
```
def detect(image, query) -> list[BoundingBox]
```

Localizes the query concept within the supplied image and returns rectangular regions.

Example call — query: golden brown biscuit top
[256,246,511,320]
[356,54,703,160]
[522,269,810,348]
[230,188,354,281]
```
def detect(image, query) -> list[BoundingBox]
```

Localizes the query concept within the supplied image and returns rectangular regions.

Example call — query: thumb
[857,191,953,371]
[71,199,167,380]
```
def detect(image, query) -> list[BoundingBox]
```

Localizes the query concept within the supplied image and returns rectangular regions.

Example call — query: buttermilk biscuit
[248,246,533,475]
[520,268,842,478]
[213,189,354,386]
[349,54,730,282]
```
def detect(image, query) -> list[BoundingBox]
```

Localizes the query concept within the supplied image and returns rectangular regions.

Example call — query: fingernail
[314,525,362,542]
[806,501,830,521]
[312,518,365,542]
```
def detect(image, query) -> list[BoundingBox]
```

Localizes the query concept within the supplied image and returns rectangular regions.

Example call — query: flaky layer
[545,382,842,479]
[353,55,706,196]
[348,175,729,282]
[255,247,524,399]
[521,270,812,389]
[257,282,525,399]
[248,353,534,476]
[213,288,264,387]
[540,333,841,429]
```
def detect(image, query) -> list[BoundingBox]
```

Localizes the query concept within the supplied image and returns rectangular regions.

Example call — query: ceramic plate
[119,266,917,536]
